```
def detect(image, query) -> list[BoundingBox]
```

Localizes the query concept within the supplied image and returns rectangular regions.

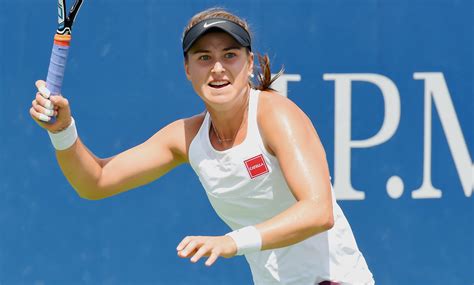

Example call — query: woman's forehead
[190,31,242,52]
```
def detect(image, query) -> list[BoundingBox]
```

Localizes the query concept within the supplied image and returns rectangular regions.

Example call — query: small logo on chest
[244,154,269,179]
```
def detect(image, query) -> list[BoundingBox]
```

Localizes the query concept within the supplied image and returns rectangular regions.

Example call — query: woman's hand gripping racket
[39,0,83,125]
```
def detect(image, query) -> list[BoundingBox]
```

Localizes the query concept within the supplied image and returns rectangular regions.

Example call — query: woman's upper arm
[258,93,332,204]
[92,117,193,199]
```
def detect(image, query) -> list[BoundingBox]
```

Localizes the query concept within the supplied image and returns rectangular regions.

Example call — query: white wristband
[48,117,78,150]
[226,226,262,255]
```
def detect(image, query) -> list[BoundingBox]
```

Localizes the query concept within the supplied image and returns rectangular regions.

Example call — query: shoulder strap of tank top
[247,89,275,157]
[193,111,210,145]
[247,88,261,139]
[202,111,211,137]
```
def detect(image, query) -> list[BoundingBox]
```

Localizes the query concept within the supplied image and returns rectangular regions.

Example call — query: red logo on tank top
[244,154,269,179]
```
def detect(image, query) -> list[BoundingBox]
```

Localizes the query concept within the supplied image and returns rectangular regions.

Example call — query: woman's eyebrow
[191,46,241,54]
[190,49,210,54]
[223,46,241,51]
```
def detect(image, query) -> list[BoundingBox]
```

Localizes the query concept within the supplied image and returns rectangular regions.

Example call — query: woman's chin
[202,85,235,103]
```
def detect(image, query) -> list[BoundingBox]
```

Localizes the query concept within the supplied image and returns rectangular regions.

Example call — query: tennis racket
[45,0,83,123]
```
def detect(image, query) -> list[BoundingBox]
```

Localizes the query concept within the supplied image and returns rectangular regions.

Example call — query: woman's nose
[211,61,225,73]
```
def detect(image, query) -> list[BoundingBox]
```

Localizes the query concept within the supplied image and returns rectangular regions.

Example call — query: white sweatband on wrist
[48,117,78,150]
[226,226,262,255]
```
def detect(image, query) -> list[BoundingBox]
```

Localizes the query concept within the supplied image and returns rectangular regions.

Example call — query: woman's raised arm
[30,80,192,200]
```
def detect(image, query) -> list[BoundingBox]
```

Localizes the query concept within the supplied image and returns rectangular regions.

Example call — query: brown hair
[182,7,283,91]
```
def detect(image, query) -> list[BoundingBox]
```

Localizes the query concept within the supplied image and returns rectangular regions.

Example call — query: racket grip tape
[45,34,71,123]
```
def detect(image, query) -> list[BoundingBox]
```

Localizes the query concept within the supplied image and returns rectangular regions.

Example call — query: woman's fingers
[30,80,73,133]
[31,94,58,123]
[179,240,198,257]
[32,99,56,117]
[35,93,54,110]
[177,235,237,267]
[34,81,70,113]
[30,106,51,123]
[177,236,200,258]
[35,80,47,92]
[190,245,210,263]
[35,80,53,102]
[50,94,69,109]
[205,251,220,267]
[38,85,51,99]
[176,236,192,251]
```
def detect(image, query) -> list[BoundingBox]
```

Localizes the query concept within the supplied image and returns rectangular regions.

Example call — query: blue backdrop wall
[1,0,472,284]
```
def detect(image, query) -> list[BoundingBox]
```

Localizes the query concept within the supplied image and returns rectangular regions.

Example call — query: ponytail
[252,53,284,91]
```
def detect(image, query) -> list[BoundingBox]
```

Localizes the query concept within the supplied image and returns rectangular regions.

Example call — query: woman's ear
[248,52,254,76]
[184,59,191,81]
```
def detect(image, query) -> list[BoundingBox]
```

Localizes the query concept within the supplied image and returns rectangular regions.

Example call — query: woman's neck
[207,87,251,144]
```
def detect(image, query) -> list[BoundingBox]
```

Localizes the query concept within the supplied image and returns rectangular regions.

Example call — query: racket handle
[45,34,71,123]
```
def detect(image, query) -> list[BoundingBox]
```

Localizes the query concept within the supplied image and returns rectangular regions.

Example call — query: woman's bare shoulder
[164,112,206,161]
[257,90,317,155]
[257,90,309,126]
[182,111,206,143]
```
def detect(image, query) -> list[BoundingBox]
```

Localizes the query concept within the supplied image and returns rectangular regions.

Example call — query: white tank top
[189,89,374,285]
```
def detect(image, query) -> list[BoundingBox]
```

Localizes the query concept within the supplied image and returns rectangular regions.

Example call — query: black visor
[182,18,251,54]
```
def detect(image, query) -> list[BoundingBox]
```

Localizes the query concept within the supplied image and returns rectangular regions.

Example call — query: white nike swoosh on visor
[203,21,227,28]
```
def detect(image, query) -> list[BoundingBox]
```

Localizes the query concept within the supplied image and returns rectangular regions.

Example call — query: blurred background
[0,0,472,284]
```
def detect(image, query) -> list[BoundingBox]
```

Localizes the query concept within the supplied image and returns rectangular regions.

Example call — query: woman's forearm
[256,199,334,250]
[55,138,106,200]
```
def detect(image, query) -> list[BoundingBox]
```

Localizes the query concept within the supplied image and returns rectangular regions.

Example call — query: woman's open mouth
[208,81,231,89]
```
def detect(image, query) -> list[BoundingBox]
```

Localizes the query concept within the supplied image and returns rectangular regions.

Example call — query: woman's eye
[224,53,236,59]
[199,55,210,61]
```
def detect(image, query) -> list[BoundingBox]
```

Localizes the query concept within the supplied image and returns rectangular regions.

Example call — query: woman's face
[185,31,254,109]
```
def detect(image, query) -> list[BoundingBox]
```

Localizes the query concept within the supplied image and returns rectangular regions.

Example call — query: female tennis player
[30,8,374,285]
